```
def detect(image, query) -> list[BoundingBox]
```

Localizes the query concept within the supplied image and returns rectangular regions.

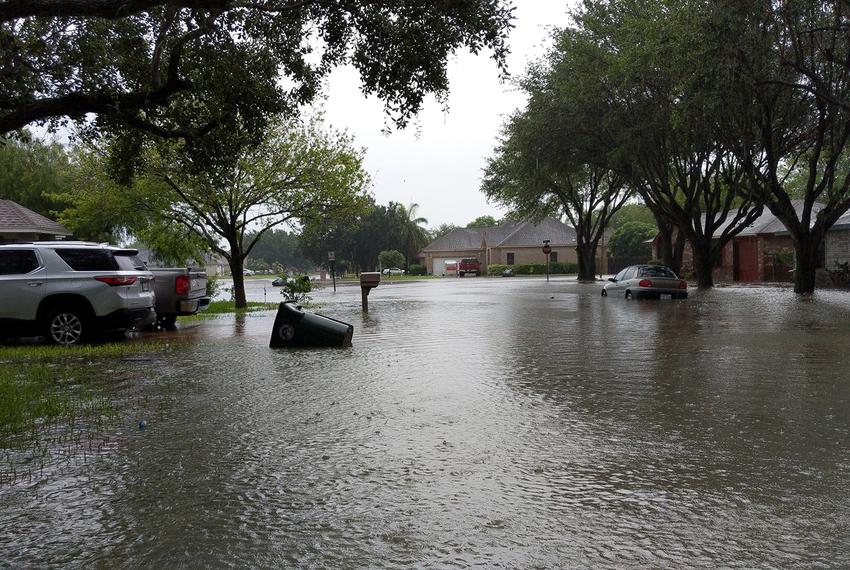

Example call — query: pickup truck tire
[44,305,89,345]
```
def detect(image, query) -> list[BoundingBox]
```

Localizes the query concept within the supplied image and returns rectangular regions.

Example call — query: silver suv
[0,242,156,345]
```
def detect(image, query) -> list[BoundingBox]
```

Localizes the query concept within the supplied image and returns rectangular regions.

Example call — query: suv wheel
[45,307,88,345]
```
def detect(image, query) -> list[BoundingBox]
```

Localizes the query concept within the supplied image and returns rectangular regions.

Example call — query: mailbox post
[360,272,381,312]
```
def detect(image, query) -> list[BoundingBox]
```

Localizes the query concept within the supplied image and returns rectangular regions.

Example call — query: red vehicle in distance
[458,258,481,277]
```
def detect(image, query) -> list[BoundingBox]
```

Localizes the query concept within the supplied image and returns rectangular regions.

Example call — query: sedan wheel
[601,289,607,297]
[625,290,633,300]
[46,309,86,345]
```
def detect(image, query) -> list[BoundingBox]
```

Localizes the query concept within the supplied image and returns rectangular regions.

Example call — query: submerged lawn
[181,301,279,320]
[0,341,171,485]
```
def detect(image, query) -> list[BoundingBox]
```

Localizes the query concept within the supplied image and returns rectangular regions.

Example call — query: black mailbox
[360,272,381,311]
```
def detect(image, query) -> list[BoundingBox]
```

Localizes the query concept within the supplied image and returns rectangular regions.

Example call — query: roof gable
[422,217,577,252]
[0,200,71,236]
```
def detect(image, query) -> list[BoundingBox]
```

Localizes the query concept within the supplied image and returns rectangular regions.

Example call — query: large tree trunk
[691,241,716,289]
[671,231,685,276]
[228,251,247,309]
[576,243,597,282]
[792,234,821,294]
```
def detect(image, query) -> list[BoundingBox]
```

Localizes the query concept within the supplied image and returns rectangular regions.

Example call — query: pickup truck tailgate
[189,270,207,298]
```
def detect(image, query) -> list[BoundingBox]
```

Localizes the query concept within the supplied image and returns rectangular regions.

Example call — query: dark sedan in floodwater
[602,264,688,299]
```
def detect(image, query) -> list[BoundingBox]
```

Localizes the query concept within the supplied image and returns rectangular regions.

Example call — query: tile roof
[0,200,71,236]
[493,217,577,247]
[703,200,830,236]
[422,218,577,252]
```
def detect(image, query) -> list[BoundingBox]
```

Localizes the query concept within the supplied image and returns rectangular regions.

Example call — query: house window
[506,253,515,265]
[550,251,558,263]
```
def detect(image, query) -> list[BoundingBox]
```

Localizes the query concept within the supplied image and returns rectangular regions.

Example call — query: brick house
[825,210,850,271]
[651,200,843,283]
[421,217,609,275]
[0,199,71,243]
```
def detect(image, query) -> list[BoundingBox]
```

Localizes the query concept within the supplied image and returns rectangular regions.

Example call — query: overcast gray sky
[319,2,575,230]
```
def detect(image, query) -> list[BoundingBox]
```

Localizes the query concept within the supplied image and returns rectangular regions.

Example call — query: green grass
[0,341,166,363]
[180,300,279,320]
[0,340,174,482]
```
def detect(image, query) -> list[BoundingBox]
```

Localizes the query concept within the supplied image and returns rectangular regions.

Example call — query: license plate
[660,293,671,299]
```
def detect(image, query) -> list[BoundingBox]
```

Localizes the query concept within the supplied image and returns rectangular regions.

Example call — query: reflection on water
[3,278,850,567]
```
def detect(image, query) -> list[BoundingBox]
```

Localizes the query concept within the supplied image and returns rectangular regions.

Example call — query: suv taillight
[638,279,653,287]
[175,275,190,295]
[95,276,137,286]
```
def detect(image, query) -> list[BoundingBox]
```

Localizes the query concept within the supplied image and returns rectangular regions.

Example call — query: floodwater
[3,277,850,567]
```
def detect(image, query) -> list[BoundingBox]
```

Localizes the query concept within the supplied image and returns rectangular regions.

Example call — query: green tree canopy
[430,223,459,240]
[607,222,656,258]
[609,203,656,231]
[0,132,71,217]
[482,26,632,281]
[466,215,498,228]
[60,117,371,307]
[246,229,311,272]
[2,1,512,171]
[398,202,429,268]
[378,250,405,270]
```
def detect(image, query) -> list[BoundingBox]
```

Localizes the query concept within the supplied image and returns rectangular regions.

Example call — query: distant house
[0,199,71,243]
[652,199,850,283]
[420,218,609,275]
[136,247,231,276]
[826,210,850,271]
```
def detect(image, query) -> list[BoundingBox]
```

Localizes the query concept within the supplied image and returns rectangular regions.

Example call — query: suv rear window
[55,249,118,271]
[0,250,40,275]
[115,254,147,271]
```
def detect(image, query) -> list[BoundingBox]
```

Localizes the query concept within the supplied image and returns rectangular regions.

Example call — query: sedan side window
[0,250,40,275]
[614,268,628,281]
[623,267,637,280]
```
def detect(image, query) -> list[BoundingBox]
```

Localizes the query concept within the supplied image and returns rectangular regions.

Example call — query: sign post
[542,240,552,283]
[328,251,336,292]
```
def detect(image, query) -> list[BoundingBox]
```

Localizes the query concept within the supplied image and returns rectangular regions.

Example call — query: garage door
[432,258,457,276]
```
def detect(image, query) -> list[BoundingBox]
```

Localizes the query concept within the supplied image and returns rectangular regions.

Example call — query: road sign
[542,244,552,255]
[328,251,335,261]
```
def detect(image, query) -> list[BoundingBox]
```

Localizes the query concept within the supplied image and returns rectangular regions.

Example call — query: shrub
[549,262,578,274]
[513,263,547,275]
[408,264,426,276]
[378,249,405,270]
[280,274,312,303]
[206,275,221,298]
[827,261,850,288]
[487,264,508,275]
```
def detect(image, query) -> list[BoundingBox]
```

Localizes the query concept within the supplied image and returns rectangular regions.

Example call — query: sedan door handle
[27,281,44,287]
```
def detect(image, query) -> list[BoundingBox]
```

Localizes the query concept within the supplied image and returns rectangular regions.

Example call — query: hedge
[487,262,578,275]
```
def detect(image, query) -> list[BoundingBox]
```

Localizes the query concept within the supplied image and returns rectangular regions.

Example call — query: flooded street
[3,277,850,567]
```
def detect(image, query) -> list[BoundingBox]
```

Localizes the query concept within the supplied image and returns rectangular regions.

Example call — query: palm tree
[398,202,430,268]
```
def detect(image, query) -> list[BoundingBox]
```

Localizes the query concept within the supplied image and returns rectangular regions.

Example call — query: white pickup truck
[149,268,209,329]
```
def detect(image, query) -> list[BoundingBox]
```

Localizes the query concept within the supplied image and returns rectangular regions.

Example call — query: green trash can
[269,301,354,348]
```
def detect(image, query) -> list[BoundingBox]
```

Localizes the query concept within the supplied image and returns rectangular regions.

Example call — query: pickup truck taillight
[95,276,137,286]
[175,275,190,295]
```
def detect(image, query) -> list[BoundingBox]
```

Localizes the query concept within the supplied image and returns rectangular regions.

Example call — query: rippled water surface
[3,277,850,567]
